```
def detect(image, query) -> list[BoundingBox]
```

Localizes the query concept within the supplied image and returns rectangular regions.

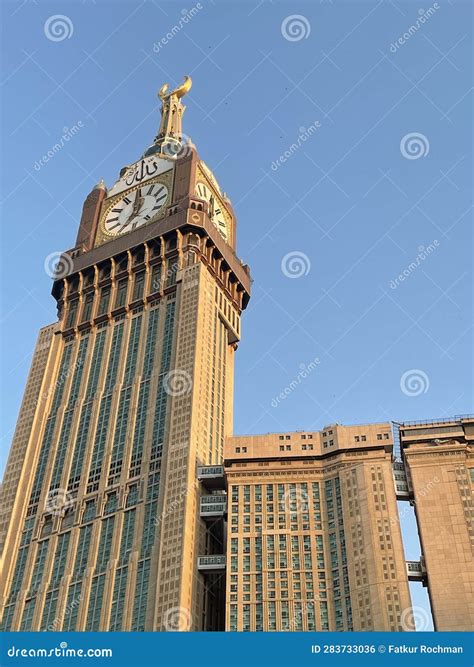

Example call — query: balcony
[393,461,412,500]
[197,555,226,572]
[200,494,226,519]
[406,559,427,582]
[197,465,225,491]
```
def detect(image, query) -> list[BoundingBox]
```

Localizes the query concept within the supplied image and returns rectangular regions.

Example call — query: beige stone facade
[0,323,59,558]
[0,80,250,632]
[399,417,474,631]
[224,425,412,631]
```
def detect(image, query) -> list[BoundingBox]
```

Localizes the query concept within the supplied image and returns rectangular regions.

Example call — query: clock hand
[123,190,144,228]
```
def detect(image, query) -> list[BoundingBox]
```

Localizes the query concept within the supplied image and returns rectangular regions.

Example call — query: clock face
[195,181,229,242]
[103,182,169,236]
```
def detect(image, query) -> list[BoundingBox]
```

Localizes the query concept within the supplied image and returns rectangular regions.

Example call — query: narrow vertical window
[97,286,110,315]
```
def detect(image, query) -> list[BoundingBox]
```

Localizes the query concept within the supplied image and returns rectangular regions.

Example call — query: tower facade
[224,425,412,631]
[399,416,474,631]
[0,78,251,631]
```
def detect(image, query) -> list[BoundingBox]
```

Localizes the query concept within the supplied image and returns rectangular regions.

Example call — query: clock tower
[0,77,251,631]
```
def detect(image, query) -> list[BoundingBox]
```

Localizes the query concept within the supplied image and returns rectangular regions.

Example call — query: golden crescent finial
[158,75,192,101]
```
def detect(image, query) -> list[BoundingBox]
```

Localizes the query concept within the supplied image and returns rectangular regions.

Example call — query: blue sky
[1,0,472,630]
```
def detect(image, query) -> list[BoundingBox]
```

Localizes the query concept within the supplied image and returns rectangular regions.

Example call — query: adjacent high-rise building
[0,76,472,634]
[224,425,412,631]
[398,416,474,631]
[0,77,251,631]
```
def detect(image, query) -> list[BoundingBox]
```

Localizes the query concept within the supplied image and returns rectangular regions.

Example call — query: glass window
[132,272,145,301]
[81,292,94,321]
[98,286,110,315]
[66,300,78,328]
[150,265,161,293]
[115,279,128,308]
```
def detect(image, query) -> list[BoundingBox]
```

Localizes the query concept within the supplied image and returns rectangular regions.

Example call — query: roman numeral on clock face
[104,182,169,236]
[197,183,209,199]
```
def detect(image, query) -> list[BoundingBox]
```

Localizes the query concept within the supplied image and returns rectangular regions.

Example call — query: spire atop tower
[148,75,192,158]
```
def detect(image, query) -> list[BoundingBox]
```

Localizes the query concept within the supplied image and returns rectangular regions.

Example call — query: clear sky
[1,0,472,630]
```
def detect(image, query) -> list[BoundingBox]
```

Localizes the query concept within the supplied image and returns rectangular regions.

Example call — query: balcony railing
[200,494,226,519]
[197,555,226,572]
[197,465,225,491]
[400,415,474,428]
[406,560,426,582]
[198,465,224,477]
[393,461,412,500]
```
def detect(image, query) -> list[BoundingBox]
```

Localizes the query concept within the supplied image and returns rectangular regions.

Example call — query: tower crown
[146,75,192,158]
